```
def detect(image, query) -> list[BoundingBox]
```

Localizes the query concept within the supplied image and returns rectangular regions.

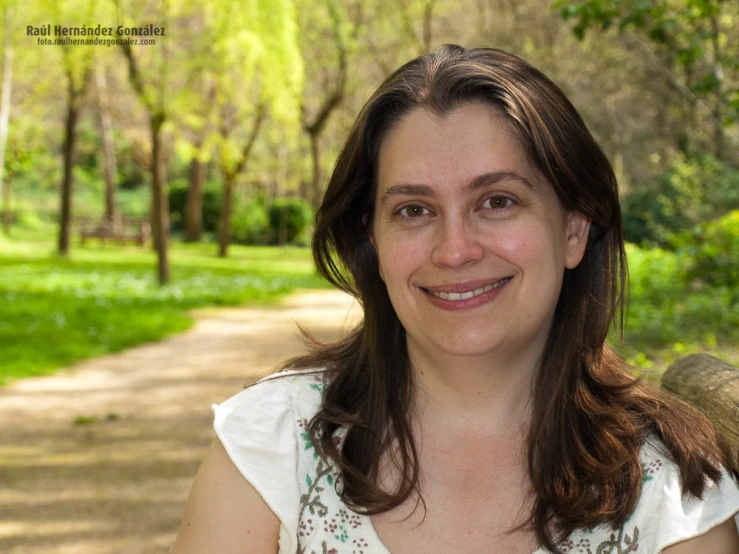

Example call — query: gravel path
[0,290,362,554]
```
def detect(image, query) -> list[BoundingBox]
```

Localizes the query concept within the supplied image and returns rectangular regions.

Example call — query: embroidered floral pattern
[560,536,593,554]
[593,526,640,554]
[559,454,665,554]
[560,524,640,554]
[297,376,368,554]
[641,458,664,483]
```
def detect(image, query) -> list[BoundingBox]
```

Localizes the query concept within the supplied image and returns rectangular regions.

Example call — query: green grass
[2,232,737,387]
[611,243,739,379]
[0,235,331,385]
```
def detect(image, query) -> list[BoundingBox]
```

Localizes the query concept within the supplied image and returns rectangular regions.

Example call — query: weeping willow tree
[197,0,303,257]
[114,0,301,280]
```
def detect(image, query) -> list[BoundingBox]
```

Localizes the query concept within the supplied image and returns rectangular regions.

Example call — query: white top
[213,370,739,554]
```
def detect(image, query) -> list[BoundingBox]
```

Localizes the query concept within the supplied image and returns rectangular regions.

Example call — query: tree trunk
[95,62,118,223]
[58,83,82,257]
[185,156,206,242]
[218,173,234,258]
[421,0,435,54]
[2,174,10,234]
[309,131,322,211]
[0,6,13,232]
[709,15,725,162]
[151,116,170,284]
[661,353,739,473]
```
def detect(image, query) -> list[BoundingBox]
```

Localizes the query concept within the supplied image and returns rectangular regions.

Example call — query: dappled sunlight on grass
[0,238,331,383]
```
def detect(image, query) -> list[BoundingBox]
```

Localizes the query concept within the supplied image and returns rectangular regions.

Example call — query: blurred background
[0,0,738,385]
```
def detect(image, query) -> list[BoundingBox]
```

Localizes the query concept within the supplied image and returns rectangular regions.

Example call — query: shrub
[230,201,271,245]
[201,182,223,233]
[622,235,739,358]
[168,179,223,232]
[622,152,739,248]
[268,197,313,245]
[681,210,739,290]
[15,210,45,230]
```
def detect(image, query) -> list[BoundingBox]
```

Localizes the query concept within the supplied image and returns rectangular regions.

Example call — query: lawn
[1,234,737,386]
[0,236,331,385]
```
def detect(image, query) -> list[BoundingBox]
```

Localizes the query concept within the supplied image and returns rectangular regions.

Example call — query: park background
[0,0,738,552]
[1,0,738,385]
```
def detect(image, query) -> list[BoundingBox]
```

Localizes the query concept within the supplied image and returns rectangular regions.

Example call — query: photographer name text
[26,24,166,38]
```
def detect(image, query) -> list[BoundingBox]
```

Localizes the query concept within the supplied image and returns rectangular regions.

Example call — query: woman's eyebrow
[468,170,536,193]
[380,170,535,205]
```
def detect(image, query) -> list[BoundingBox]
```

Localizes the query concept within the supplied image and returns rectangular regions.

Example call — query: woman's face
[369,103,590,364]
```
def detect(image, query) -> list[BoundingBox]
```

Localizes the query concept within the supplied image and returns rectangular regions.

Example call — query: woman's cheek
[484,225,535,261]
[387,238,425,272]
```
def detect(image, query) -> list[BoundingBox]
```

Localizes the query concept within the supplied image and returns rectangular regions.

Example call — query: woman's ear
[363,212,377,250]
[564,212,591,269]
[362,212,383,280]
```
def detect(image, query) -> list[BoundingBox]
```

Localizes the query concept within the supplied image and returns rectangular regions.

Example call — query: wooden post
[661,353,739,472]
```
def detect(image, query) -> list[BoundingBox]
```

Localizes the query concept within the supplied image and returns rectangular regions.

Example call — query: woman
[171,45,739,554]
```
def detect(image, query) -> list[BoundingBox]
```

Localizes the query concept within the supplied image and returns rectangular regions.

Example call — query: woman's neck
[407,339,540,439]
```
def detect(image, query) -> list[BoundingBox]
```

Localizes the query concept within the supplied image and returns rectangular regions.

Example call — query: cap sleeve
[212,377,301,554]
[644,457,739,552]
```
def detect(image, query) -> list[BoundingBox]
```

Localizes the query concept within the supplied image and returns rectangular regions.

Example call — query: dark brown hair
[281,44,734,552]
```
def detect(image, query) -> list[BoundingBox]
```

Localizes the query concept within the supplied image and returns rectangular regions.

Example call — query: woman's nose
[430,216,484,268]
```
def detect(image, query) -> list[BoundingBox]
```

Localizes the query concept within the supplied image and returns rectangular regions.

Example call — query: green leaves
[553,0,735,109]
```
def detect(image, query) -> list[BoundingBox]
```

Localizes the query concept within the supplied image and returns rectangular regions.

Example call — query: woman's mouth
[426,277,511,300]
[421,277,512,310]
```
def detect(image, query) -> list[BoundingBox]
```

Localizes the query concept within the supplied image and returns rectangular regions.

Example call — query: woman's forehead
[375,104,546,196]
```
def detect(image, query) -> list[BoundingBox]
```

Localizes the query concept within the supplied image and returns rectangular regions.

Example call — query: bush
[268,197,313,245]
[681,210,739,290]
[622,236,739,359]
[230,201,271,245]
[622,152,739,248]
[15,210,45,230]
[168,179,223,232]
[168,180,187,230]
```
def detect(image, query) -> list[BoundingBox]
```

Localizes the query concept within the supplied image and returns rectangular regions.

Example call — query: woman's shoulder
[213,368,328,425]
[210,368,330,554]
[560,437,738,554]
[210,368,330,496]
[631,436,739,552]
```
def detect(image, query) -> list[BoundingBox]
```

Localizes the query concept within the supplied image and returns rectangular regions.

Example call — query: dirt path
[0,290,362,554]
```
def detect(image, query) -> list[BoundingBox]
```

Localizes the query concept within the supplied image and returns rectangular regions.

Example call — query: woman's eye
[398,205,429,218]
[483,196,514,210]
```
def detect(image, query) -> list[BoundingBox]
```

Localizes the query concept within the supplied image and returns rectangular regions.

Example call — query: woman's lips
[421,277,512,311]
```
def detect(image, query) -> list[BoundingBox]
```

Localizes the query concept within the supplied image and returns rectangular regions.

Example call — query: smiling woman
[369,103,590,367]
[171,45,739,554]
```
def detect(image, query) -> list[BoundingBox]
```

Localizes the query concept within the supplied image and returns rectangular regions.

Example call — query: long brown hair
[281,45,734,552]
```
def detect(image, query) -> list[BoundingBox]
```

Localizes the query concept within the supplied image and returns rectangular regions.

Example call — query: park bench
[662,354,739,472]
[79,217,151,247]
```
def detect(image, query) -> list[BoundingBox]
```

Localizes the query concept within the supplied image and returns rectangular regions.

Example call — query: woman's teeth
[428,277,510,301]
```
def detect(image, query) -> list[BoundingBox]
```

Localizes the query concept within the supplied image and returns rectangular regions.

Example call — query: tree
[0,3,13,234]
[215,103,266,257]
[298,0,356,210]
[555,0,739,163]
[183,79,213,242]
[197,0,303,257]
[94,59,118,223]
[352,0,443,78]
[176,71,218,243]
[51,0,97,256]
[114,0,198,283]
